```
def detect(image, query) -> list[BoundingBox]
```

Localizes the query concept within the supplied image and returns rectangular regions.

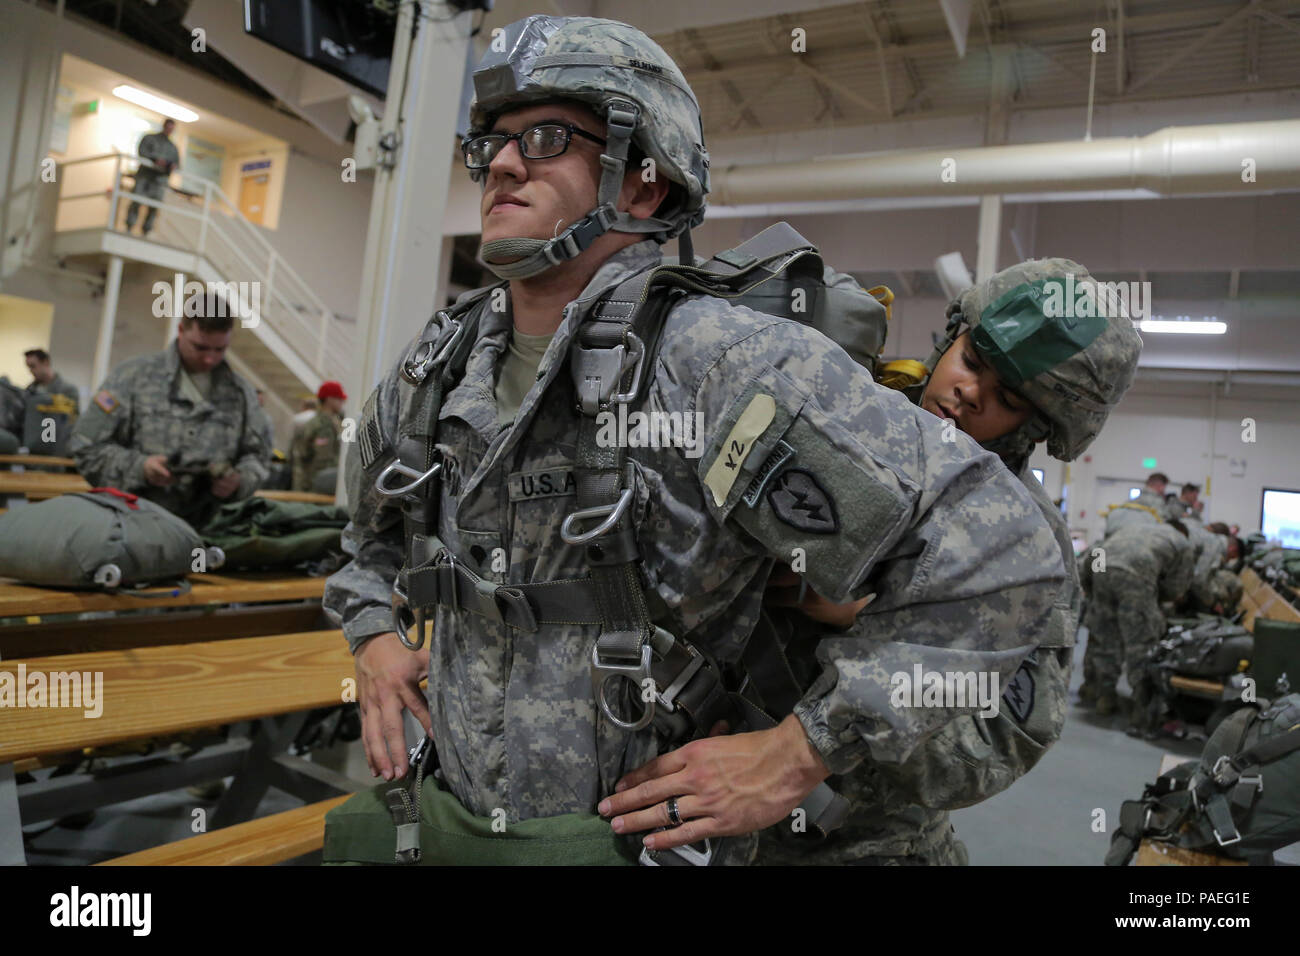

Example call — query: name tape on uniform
[703,393,776,508]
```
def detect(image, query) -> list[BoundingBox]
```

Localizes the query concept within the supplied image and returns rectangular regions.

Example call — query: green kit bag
[199,497,348,571]
[0,488,204,589]
[1106,693,1300,865]
[323,741,635,866]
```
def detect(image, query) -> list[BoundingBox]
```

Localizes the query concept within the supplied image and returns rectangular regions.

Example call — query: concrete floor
[19,627,1299,866]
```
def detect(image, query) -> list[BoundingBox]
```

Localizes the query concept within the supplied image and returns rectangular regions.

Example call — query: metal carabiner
[561,487,633,546]
[375,460,442,499]
[591,641,655,732]
[390,581,427,651]
[639,837,714,867]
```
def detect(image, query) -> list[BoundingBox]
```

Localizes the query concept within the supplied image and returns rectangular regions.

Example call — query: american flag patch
[94,390,119,413]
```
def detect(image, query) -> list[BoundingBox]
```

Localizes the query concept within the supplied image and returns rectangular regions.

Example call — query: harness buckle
[390,577,427,651]
[638,838,713,866]
[591,641,655,732]
[375,460,442,499]
[401,312,463,385]
[572,332,645,416]
[561,487,634,546]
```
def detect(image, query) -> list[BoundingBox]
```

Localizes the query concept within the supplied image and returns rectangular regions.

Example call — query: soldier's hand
[600,714,830,851]
[142,454,173,486]
[354,632,432,781]
[211,470,241,499]
[764,564,871,631]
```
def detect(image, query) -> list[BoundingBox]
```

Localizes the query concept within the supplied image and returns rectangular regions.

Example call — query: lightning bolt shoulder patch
[767,468,838,533]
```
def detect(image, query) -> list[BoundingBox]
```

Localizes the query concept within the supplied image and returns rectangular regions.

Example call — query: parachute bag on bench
[198,497,348,571]
[0,488,205,589]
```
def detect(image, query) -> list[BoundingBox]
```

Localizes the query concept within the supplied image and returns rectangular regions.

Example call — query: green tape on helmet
[970,278,1108,388]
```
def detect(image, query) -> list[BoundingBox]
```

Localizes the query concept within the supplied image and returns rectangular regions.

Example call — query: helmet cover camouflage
[950,258,1143,461]
[468,15,709,240]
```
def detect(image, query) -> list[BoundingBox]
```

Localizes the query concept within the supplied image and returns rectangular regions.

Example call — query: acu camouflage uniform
[69,343,272,526]
[1103,488,1167,537]
[291,409,341,492]
[761,258,1140,864]
[125,130,179,234]
[1081,522,1195,703]
[323,240,1066,855]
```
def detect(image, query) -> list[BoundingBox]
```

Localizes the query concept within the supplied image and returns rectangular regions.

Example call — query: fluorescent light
[1137,317,1227,335]
[111,85,198,123]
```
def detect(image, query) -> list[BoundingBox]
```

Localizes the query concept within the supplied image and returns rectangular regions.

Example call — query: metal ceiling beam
[1126,0,1260,96]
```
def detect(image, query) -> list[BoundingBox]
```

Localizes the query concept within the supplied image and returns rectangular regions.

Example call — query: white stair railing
[52,152,354,385]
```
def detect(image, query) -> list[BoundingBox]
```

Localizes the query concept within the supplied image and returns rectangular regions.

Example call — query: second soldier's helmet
[468,16,709,279]
[931,258,1143,462]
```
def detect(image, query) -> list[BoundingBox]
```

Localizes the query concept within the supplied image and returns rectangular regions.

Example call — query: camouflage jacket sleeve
[849,471,1081,809]
[322,368,408,654]
[686,312,1064,774]
[68,367,148,491]
[230,382,271,500]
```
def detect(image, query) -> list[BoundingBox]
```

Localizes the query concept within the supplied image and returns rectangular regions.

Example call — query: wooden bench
[1,476,334,504]
[0,454,77,470]
[0,571,325,620]
[1135,754,1247,867]
[99,794,350,866]
[0,629,364,865]
[255,489,336,504]
[1239,568,1300,631]
[0,471,89,498]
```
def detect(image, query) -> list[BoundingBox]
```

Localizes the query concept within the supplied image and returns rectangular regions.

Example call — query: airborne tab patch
[94,390,118,414]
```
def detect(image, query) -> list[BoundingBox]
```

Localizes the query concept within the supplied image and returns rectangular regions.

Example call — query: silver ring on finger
[666,796,683,827]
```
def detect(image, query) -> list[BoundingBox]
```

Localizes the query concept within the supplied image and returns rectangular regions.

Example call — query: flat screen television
[244,0,395,98]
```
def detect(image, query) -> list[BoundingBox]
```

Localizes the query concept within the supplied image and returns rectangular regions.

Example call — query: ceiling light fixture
[1137,316,1227,335]
[111,85,199,123]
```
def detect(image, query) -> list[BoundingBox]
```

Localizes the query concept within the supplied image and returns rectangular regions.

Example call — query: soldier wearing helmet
[760,258,1143,863]
[324,16,1063,865]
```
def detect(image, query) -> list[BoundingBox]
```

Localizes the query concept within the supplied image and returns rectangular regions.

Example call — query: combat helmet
[467,15,709,279]
[927,258,1143,462]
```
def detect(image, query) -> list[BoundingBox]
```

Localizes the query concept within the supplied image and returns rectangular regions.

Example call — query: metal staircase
[46,152,354,420]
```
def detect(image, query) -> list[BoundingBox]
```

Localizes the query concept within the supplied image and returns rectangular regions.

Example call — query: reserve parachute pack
[355,222,883,863]
[198,497,348,571]
[0,488,210,590]
[1106,693,1300,865]
[1153,615,1254,680]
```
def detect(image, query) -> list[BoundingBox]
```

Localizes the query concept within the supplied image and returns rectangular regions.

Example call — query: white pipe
[709,120,1300,205]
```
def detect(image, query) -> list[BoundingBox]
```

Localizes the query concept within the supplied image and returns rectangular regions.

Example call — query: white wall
[1032,384,1300,544]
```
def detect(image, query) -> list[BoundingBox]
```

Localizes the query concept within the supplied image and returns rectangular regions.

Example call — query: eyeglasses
[462,123,608,170]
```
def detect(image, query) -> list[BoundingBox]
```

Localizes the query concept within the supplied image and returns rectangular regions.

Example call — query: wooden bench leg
[0,763,26,865]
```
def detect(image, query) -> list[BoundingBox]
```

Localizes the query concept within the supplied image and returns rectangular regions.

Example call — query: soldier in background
[69,313,271,527]
[1103,472,1169,537]
[1080,519,1195,729]
[124,118,180,237]
[291,381,345,494]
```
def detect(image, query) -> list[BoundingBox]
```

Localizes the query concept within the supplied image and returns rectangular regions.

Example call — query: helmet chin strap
[479,99,682,281]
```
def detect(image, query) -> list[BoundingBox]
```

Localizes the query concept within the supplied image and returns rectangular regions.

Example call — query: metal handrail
[53,151,350,387]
